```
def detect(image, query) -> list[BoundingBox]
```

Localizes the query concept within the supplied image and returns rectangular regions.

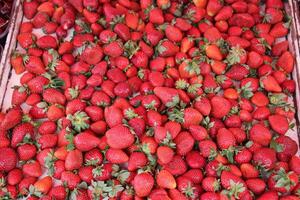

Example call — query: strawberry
[23,0,39,19]
[205,44,223,61]
[133,173,155,197]
[42,88,66,105]
[36,35,58,49]
[65,149,83,170]
[81,44,103,65]
[105,148,129,163]
[11,86,28,105]
[0,148,17,172]
[264,8,283,24]
[7,168,23,186]
[174,131,194,155]
[17,144,37,161]
[149,8,164,24]
[34,176,53,194]
[246,178,266,195]
[253,147,277,169]
[49,185,67,200]
[163,155,187,176]
[268,169,298,193]
[60,171,81,189]
[23,161,42,177]
[289,156,300,175]
[17,33,36,49]
[215,6,233,21]
[127,152,147,171]
[277,51,294,73]
[206,0,223,17]
[32,12,49,28]
[11,122,34,148]
[154,87,180,107]
[268,114,289,135]
[250,124,272,146]
[157,146,174,164]
[10,52,26,74]
[74,131,100,151]
[157,40,180,57]
[240,163,259,179]
[103,41,124,58]
[275,135,298,162]
[1,107,22,130]
[157,170,176,189]
[260,75,282,92]
[270,22,289,38]
[106,125,135,149]
[165,25,183,42]
[216,128,236,150]
[210,96,231,118]
[23,55,46,75]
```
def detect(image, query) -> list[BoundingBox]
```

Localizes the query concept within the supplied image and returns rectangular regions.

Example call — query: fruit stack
[0,0,299,199]
[0,0,14,38]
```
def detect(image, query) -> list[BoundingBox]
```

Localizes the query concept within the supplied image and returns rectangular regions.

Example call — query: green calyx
[274,168,296,191]
[67,111,90,132]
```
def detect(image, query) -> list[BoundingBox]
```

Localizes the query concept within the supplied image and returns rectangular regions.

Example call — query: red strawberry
[277,51,294,73]
[149,8,164,24]
[128,152,147,171]
[275,135,298,162]
[174,131,194,155]
[36,35,58,49]
[206,0,223,17]
[65,149,83,170]
[1,107,22,130]
[7,168,23,186]
[246,178,266,194]
[250,124,272,146]
[240,163,259,179]
[268,114,289,135]
[260,75,282,92]
[215,6,233,21]
[0,148,17,172]
[23,161,42,177]
[11,122,34,148]
[106,125,135,149]
[157,40,180,57]
[17,144,37,161]
[253,147,277,169]
[210,96,231,118]
[157,170,177,189]
[10,52,26,74]
[23,0,39,19]
[268,169,298,193]
[17,33,36,49]
[105,148,129,164]
[23,55,46,75]
[154,87,180,107]
[163,155,187,176]
[74,131,100,151]
[157,146,174,164]
[205,44,222,61]
[289,156,300,175]
[60,171,81,189]
[11,86,28,106]
[81,44,103,65]
[133,173,154,197]
[34,176,53,194]
[216,128,236,150]
[103,41,124,57]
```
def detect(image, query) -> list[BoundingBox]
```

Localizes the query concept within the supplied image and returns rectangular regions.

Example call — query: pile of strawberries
[0,0,13,35]
[0,0,299,199]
